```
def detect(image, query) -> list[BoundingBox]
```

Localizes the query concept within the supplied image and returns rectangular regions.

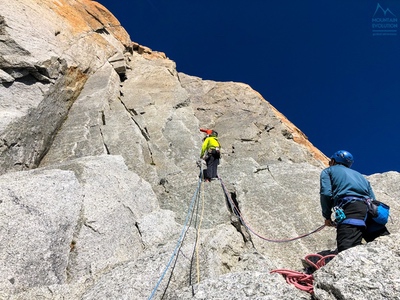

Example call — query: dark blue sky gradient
[97,0,400,175]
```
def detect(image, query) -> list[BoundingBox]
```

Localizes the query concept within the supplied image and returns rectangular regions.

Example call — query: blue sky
[97,0,400,175]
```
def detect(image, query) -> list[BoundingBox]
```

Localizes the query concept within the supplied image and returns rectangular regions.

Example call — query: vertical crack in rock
[122,203,146,250]
[167,69,174,76]
[99,128,110,154]
[119,98,150,141]
[101,110,106,126]
[134,222,146,250]
[118,96,156,165]
[99,110,110,154]
[225,190,253,246]
[66,203,85,283]
[134,222,142,238]
[176,72,182,84]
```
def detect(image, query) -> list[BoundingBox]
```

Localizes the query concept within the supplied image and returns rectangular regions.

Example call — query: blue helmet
[331,150,354,168]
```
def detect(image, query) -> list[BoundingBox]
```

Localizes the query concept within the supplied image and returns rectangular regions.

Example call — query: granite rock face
[314,233,400,300]
[0,1,399,299]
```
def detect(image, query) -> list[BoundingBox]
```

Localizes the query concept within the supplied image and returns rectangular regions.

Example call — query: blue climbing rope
[147,174,202,300]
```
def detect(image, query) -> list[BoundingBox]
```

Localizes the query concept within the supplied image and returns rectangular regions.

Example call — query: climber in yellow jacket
[199,129,221,182]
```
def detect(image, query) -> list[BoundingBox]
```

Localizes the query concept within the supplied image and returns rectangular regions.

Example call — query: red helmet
[200,128,213,135]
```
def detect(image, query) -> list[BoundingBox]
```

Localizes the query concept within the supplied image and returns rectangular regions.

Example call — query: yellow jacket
[200,137,221,158]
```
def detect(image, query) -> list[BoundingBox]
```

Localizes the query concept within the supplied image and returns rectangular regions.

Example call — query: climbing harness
[334,196,370,227]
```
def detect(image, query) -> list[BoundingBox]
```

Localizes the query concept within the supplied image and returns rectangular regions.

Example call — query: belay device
[333,206,346,223]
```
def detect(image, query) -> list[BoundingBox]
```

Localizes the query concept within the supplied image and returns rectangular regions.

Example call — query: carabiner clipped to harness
[333,206,346,223]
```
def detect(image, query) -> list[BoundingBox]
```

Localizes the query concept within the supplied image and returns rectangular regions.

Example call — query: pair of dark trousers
[336,224,363,252]
[336,200,368,252]
[337,223,390,252]
[204,153,219,180]
[363,217,390,242]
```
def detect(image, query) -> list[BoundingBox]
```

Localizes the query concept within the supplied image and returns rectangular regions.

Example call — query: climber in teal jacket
[320,163,375,221]
[320,150,389,252]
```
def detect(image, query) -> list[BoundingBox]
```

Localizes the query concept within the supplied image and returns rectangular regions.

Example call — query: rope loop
[270,253,336,294]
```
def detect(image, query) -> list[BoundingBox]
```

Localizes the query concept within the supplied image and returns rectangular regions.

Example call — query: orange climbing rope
[270,253,336,294]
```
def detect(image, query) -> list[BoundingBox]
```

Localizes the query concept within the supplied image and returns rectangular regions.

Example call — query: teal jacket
[320,164,375,220]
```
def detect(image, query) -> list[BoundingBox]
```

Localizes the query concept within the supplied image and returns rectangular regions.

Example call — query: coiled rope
[270,253,336,294]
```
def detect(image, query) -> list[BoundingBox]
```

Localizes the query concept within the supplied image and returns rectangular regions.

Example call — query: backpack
[366,199,390,225]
